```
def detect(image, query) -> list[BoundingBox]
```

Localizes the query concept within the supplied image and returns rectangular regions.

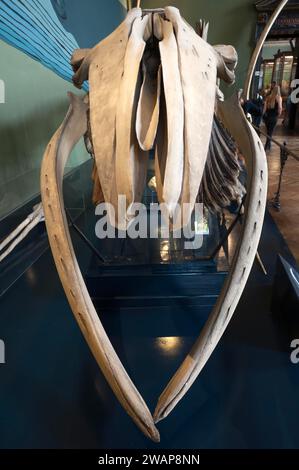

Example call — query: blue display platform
[0,194,299,448]
[85,211,227,311]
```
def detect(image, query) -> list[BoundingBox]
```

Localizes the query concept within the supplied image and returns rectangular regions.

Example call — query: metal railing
[253,124,299,211]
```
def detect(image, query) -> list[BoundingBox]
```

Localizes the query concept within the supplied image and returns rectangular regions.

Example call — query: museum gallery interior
[0,0,299,451]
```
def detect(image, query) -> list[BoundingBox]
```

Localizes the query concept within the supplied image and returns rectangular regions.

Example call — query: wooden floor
[260,121,299,264]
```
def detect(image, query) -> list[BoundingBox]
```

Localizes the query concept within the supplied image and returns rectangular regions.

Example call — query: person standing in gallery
[263,84,283,151]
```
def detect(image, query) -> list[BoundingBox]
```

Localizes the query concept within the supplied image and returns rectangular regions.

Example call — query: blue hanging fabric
[0,0,88,90]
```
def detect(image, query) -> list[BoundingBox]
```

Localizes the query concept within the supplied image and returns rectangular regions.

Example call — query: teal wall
[262,43,292,60]
[54,0,126,48]
[142,0,257,93]
[0,0,125,220]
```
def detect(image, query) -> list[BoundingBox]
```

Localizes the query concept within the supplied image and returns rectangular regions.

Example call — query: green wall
[142,0,257,93]
[0,40,88,220]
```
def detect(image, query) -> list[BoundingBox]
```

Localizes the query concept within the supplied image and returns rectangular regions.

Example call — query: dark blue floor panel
[0,212,298,449]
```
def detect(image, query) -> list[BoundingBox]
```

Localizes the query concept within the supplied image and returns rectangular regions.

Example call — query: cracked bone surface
[41,6,267,439]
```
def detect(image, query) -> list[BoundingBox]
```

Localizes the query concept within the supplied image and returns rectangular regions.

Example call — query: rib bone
[41,93,159,442]
[0,203,43,254]
[243,0,288,100]
[0,203,44,263]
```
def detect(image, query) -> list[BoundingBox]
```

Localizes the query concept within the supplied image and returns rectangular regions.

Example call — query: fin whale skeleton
[39,7,268,440]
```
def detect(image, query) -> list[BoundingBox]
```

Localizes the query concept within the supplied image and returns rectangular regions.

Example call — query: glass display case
[261,51,295,95]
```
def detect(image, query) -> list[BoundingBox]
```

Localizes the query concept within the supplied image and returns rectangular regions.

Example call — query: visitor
[243,93,264,133]
[263,84,282,151]
[270,81,277,92]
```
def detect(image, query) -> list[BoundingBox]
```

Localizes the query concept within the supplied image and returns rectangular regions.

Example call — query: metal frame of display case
[260,50,296,92]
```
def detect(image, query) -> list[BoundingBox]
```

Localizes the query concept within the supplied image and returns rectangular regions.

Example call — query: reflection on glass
[94,376,109,403]
[160,241,170,262]
[26,267,37,287]
[156,336,182,355]
[262,51,295,95]
[263,62,274,89]
[282,56,293,94]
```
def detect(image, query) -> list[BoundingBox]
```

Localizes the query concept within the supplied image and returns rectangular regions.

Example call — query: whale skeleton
[41,7,267,440]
